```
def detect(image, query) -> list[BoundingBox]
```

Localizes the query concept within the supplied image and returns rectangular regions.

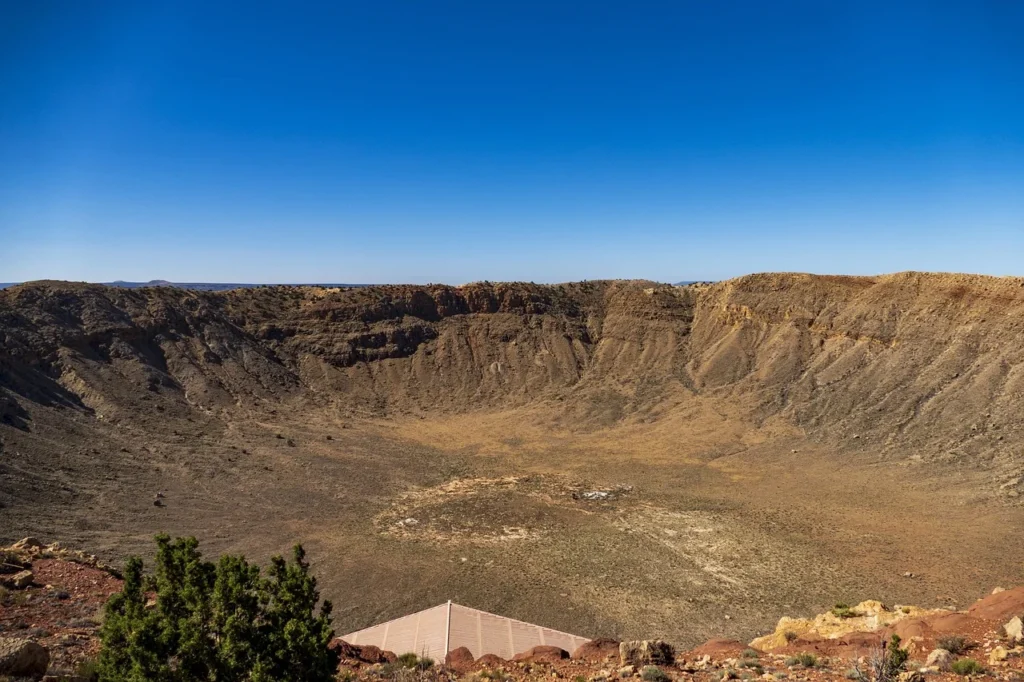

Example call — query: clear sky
[2,1,1022,284]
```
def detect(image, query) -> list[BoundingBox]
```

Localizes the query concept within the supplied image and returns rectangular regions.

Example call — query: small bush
[740,649,759,660]
[831,603,860,619]
[641,666,670,682]
[397,653,420,668]
[783,631,798,643]
[798,653,818,667]
[865,635,909,682]
[737,660,763,674]
[950,659,984,676]
[76,658,100,681]
[396,653,434,671]
[937,635,969,655]
[786,653,818,668]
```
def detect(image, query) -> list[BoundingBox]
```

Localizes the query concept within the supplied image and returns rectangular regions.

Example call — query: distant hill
[1,280,372,291]
[107,280,375,291]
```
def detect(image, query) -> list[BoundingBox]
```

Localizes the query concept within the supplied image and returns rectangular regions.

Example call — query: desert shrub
[740,649,759,660]
[783,631,798,643]
[950,659,984,676]
[641,666,669,682]
[859,635,908,682]
[96,534,338,682]
[832,603,860,619]
[786,653,818,668]
[937,635,969,655]
[737,661,763,674]
[76,658,100,681]
[796,653,818,667]
[396,653,433,671]
[397,653,420,668]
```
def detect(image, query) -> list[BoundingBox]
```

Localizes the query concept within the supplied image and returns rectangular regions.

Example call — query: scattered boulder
[573,638,621,662]
[331,643,396,664]
[445,646,476,673]
[925,648,952,671]
[0,551,29,574]
[618,664,636,678]
[0,569,33,590]
[513,645,570,663]
[989,645,1009,665]
[11,538,43,551]
[620,640,674,666]
[1004,616,1023,643]
[897,672,924,682]
[328,638,360,660]
[475,653,506,668]
[0,637,50,680]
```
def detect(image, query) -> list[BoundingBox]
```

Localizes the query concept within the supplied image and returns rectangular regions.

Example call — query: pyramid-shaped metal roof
[341,601,589,662]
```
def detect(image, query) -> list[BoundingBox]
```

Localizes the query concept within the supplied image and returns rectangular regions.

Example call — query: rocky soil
[1,541,1021,682]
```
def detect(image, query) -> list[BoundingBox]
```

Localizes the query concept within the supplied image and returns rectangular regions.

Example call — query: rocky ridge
[3,273,1024,490]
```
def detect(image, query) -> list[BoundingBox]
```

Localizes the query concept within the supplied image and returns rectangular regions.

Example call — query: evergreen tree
[96,536,338,682]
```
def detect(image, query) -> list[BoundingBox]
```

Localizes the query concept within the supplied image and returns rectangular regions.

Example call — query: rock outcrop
[0,637,50,681]
[750,601,941,651]
[619,640,674,666]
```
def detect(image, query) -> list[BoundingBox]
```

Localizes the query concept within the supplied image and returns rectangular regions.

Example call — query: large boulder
[512,645,570,663]
[0,637,50,680]
[1004,616,1023,643]
[356,644,396,664]
[925,648,952,671]
[0,569,34,589]
[327,641,397,665]
[475,653,507,668]
[0,551,29,574]
[10,538,43,551]
[444,646,476,673]
[619,640,674,667]
[573,638,621,662]
[328,639,360,661]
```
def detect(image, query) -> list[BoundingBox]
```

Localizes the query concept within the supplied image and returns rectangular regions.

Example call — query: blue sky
[1,1,1022,284]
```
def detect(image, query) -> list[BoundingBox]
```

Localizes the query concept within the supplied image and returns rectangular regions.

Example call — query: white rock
[924,649,952,671]
[1004,616,1023,643]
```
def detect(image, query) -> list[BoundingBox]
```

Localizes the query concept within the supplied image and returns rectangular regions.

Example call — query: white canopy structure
[341,601,589,662]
